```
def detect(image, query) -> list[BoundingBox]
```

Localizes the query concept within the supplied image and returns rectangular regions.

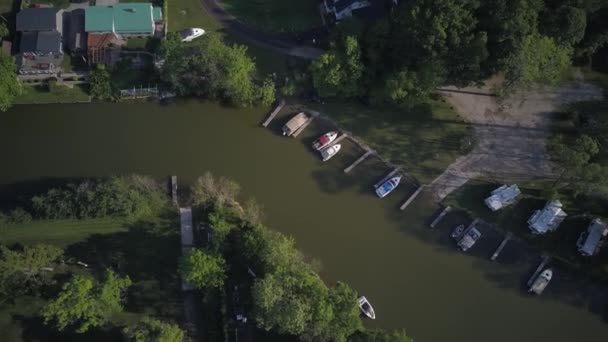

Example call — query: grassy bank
[306,98,472,184]
[220,0,322,33]
[445,180,608,280]
[15,85,91,104]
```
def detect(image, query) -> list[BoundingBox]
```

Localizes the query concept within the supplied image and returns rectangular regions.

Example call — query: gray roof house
[484,184,521,211]
[528,200,567,234]
[577,219,608,256]
[15,7,64,75]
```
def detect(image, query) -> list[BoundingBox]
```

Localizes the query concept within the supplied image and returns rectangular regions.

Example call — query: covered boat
[529,269,552,295]
[357,296,376,319]
[457,227,481,252]
[282,112,308,136]
[313,131,338,150]
[375,176,401,198]
[320,144,341,161]
[451,224,465,239]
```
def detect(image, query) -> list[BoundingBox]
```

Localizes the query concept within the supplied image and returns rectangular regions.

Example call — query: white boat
[375,176,401,198]
[180,28,206,42]
[357,296,376,319]
[529,269,552,295]
[313,131,338,151]
[320,144,341,161]
[451,224,465,239]
[457,227,481,252]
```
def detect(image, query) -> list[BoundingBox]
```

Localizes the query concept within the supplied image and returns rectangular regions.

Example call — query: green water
[1,100,607,342]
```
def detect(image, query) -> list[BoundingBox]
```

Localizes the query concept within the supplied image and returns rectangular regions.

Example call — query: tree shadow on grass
[12,314,123,342]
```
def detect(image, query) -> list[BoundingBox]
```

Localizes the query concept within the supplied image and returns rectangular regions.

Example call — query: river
[1,100,607,342]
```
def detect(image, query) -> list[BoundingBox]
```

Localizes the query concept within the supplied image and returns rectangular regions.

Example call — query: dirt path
[428,77,603,202]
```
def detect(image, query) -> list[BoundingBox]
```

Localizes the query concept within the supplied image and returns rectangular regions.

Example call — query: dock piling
[374,168,400,189]
[430,206,451,228]
[344,150,374,173]
[261,99,286,127]
[491,232,513,261]
[400,185,425,210]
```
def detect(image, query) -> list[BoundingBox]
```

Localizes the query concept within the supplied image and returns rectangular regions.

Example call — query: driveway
[428,77,604,202]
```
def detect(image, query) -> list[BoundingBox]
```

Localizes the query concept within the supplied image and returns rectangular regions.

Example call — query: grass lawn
[445,179,608,280]
[168,0,221,32]
[306,98,473,184]
[220,0,321,33]
[15,84,91,104]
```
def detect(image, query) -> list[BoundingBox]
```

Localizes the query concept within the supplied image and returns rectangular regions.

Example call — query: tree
[541,6,587,46]
[310,36,364,98]
[192,172,241,207]
[123,317,184,342]
[160,33,258,107]
[180,249,226,290]
[257,77,276,107]
[0,22,8,39]
[504,33,572,90]
[0,244,63,298]
[371,62,446,106]
[0,52,22,112]
[42,270,131,333]
[90,65,112,100]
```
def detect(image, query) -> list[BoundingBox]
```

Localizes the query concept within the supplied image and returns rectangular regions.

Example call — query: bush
[8,207,32,224]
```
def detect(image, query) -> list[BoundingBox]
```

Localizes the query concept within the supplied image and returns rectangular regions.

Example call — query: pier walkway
[262,100,286,127]
[430,206,451,228]
[528,255,551,287]
[344,150,374,173]
[491,232,513,261]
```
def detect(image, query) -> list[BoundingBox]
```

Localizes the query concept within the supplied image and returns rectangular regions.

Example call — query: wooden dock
[292,114,316,138]
[527,255,551,287]
[430,206,451,228]
[465,218,480,234]
[331,133,349,145]
[171,175,178,206]
[491,232,513,261]
[374,168,400,188]
[400,185,425,210]
[261,99,286,127]
[344,150,374,173]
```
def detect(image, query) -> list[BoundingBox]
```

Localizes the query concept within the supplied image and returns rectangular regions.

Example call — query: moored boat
[529,269,552,295]
[320,144,341,161]
[451,224,465,239]
[357,296,376,319]
[313,131,338,151]
[457,227,481,252]
[375,176,401,198]
[282,112,308,136]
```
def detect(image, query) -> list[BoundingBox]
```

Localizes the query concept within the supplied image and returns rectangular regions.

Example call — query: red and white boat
[313,131,338,151]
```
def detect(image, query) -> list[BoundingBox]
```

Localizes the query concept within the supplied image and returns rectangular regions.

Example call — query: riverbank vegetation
[0,52,22,111]
[14,84,90,105]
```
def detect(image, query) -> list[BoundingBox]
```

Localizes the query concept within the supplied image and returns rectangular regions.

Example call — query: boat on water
[529,269,552,295]
[375,176,401,198]
[451,224,465,239]
[357,296,376,319]
[313,131,338,151]
[282,112,309,136]
[457,227,482,252]
[320,144,341,161]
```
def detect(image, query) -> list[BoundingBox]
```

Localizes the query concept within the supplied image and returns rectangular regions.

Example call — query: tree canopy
[123,317,185,342]
[310,35,364,98]
[90,65,112,100]
[42,270,131,333]
[0,52,22,112]
[180,248,227,290]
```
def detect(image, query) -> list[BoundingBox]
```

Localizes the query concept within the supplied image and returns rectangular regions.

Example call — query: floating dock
[400,185,425,210]
[171,175,178,206]
[491,232,513,261]
[261,99,286,127]
[344,150,374,173]
[292,114,316,138]
[430,206,451,228]
[527,255,551,287]
[374,168,401,188]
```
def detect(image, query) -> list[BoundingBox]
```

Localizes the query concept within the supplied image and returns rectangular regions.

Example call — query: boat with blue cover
[375,176,401,198]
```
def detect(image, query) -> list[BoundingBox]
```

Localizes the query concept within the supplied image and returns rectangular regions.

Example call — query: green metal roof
[85,3,158,34]
[152,7,162,22]
[85,7,114,32]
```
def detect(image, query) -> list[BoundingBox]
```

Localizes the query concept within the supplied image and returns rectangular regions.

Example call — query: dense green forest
[311,0,608,105]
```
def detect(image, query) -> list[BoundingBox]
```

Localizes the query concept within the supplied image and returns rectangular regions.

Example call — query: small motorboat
[180,28,206,42]
[313,131,338,151]
[529,269,552,295]
[457,227,482,252]
[451,224,465,239]
[320,144,341,161]
[357,296,376,319]
[375,176,401,198]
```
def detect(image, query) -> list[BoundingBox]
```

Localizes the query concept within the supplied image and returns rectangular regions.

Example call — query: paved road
[199,0,325,59]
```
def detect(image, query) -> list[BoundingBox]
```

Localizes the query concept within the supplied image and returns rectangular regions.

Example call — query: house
[85,3,163,38]
[527,200,567,234]
[484,185,521,211]
[322,0,397,22]
[15,8,64,74]
[576,219,608,256]
[87,33,123,65]
[66,9,87,55]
